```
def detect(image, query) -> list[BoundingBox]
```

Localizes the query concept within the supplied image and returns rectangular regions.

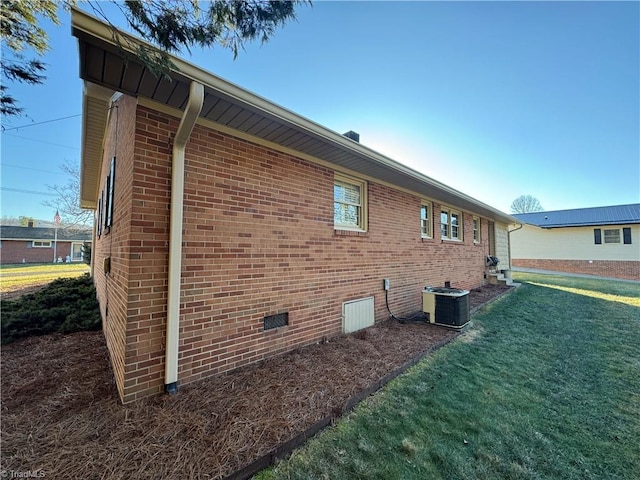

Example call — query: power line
[0,163,66,175]
[0,187,57,197]
[2,132,80,150]
[1,114,83,132]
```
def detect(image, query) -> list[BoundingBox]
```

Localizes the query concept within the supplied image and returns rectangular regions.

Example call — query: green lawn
[260,273,640,480]
[0,263,90,291]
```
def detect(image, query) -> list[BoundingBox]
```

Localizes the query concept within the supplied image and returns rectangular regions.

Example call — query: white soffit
[72,7,517,224]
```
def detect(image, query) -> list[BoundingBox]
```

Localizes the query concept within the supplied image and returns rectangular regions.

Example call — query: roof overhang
[72,7,518,224]
[529,221,639,229]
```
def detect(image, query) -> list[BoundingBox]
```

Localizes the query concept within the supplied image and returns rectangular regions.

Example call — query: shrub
[1,274,101,344]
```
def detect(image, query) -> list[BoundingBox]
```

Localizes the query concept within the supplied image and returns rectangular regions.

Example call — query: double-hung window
[441,210,449,238]
[441,207,462,241]
[473,216,481,243]
[334,174,366,231]
[604,229,620,244]
[595,227,632,245]
[421,202,432,238]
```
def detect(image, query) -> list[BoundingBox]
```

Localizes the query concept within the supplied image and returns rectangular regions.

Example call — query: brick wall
[92,94,140,402]
[119,104,179,403]
[99,99,500,403]
[513,259,639,281]
[0,241,73,264]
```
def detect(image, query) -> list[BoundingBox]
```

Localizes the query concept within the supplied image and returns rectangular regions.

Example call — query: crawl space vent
[264,313,288,330]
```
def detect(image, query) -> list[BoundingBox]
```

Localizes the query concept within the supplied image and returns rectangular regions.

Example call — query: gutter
[70,7,517,226]
[165,81,204,394]
[507,222,524,270]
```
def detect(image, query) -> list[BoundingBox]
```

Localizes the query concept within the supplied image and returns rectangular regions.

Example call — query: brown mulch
[1,284,512,479]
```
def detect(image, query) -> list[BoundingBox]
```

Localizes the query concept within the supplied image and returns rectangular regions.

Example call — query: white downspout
[507,222,524,271]
[165,81,204,394]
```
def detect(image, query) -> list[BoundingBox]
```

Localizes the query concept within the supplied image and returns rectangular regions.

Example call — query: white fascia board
[71,7,517,225]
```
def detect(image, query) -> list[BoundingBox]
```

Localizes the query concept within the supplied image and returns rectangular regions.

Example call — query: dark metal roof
[513,204,640,228]
[71,8,518,226]
[0,226,92,241]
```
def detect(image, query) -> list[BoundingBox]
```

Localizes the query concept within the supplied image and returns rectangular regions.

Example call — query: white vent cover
[342,297,374,333]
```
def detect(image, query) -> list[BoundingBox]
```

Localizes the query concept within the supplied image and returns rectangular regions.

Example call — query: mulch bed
[1,284,512,479]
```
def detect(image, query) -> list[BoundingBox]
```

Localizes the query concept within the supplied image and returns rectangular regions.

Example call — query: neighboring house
[0,225,92,265]
[511,204,640,281]
[72,9,518,403]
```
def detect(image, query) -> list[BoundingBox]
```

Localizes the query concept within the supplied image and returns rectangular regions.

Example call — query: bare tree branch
[43,160,93,228]
[511,195,544,214]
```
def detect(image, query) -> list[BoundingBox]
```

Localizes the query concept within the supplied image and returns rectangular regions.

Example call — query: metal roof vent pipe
[343,130,360,142]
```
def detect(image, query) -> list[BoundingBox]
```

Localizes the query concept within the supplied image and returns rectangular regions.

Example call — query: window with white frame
[595,227,632,245]
[334,174,366,230]
[473,216,481,243]
[421,202,432,238]
[441,207,462,241]
[604,229,621,244]
[441,210,449,238]
[32,240,52,248]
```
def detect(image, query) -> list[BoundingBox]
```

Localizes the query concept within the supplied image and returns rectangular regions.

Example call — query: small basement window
[264,312,289,330]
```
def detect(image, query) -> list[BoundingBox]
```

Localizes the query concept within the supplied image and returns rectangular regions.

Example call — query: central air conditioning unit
[422,287,470,329]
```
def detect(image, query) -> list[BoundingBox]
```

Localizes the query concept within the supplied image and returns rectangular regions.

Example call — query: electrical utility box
[422,287,470,329]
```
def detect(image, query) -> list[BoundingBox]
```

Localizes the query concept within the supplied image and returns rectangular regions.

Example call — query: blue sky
[1,1,638,224]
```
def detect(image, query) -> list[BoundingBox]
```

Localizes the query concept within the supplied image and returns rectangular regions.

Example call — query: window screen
[264,313,288,330]
[334,179,362,228]
[604,229,620,244]
[451,212,461,239]
[421,203,432,237]
[441,211,449,238]
[473,216,480,242]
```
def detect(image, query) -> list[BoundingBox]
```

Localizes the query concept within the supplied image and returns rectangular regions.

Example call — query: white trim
[334,173,367,232]
[441,207,463,241]
[473,215,481,244]
[32,240,52,248]
[603,228,621,244]
[421,201,433,239]
[71,7,519,227]
[71,242,84,262]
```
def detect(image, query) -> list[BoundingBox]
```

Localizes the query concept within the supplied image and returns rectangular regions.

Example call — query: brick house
[511,204,640,281]
[72,9,518,403]
[0,225,91,264]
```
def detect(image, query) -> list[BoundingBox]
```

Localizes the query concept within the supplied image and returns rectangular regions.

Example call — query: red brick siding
[0,240,74,264]
[118,105,181,403]
[101,101,497,403]
[92,95,139,401]
[513,259,639,281]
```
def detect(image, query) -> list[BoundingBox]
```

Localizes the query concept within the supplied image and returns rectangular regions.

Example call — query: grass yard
[260,273,640,480]
[0,263,90,296]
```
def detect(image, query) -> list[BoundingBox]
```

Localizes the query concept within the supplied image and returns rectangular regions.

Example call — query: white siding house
[511,204,640,281]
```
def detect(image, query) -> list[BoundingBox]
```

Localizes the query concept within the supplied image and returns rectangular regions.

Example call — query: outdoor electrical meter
[422,287,470,329]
